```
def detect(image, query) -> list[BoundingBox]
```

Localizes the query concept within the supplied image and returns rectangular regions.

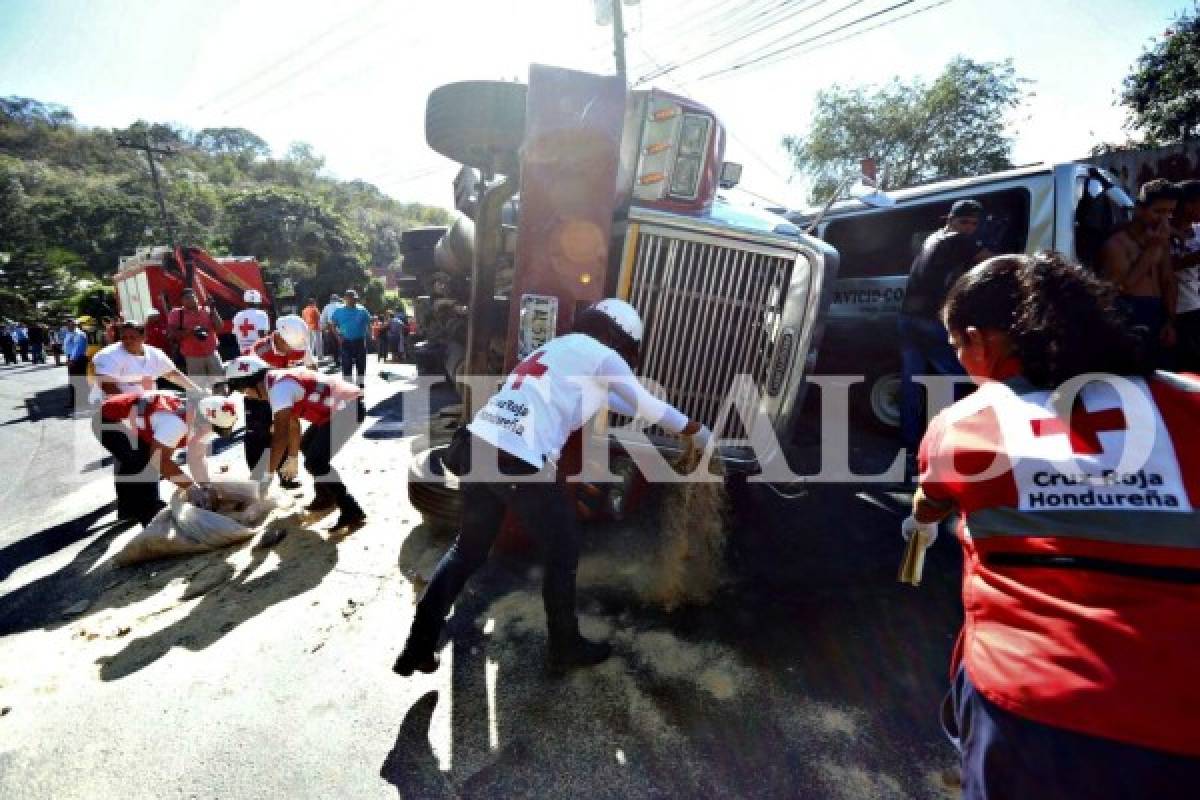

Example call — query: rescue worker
[241,315,313,487]
[393,298,712,678]
[223,355,367,532]
[94,392,237,525]
[231,289,270,354]
[904,252,1200,797]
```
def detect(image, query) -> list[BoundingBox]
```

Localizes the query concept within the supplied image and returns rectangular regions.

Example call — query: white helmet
[593,298,643,343]
[243,289,263,304]
[197,395,240,434]
[224,355,271,382]
[276,314,309,351]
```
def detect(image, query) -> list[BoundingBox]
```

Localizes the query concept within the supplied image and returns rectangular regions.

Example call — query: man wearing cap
[231,289,271,354]
[331,289,371,391]
[897,198,991,480]
[320,292,344,368]
[167,288,223,377]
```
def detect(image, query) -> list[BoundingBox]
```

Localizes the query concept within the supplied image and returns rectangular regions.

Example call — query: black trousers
[340,337,367,386]
[93,415,163,525]
[302,418,360,513]
[406,438,580,657]
[243,396,273,478]
[66,357,88,413]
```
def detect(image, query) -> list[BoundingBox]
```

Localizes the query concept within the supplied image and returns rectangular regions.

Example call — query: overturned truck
[409,65,838,529]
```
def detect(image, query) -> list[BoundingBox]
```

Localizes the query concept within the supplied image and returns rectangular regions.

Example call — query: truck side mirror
[719,161,743,189]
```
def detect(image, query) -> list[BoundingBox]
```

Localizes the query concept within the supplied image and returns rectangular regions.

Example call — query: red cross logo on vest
[237,318,258,338]
[511,351,549,389]
[238,361,252,373]
[1030,406,1127,455]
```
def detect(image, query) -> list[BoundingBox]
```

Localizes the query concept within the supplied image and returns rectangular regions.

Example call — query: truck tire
[425,81,527,173]
[408,445,461,532]
[865,372,902,430]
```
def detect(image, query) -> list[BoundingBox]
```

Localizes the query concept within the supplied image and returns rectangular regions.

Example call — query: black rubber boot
[305,483,337,514]
[546,615,611,677]
[332,495,367,533]
[393,611,443,677]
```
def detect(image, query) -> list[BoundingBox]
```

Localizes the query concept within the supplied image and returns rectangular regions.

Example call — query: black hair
[1137,178,1181,206]
[1177,179,1200,205]
[225,369,268,392]
[943,251,1146,388]
[572,307,640,366]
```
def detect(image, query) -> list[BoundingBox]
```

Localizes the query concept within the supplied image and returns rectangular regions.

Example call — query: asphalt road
[0,358,963,799]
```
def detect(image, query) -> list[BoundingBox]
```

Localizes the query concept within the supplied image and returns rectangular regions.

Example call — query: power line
[622,0,780,73]
[116,133,177,245]
[636,0,842,84]
[757,0,954,70]
[626,0,793,79]
[213,9,393,117]
[697,0,931,81]
[196,0,385,112]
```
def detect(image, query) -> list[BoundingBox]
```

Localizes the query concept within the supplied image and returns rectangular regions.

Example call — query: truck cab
[408,65,839,528]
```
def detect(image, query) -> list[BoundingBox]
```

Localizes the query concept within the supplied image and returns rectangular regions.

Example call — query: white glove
[688,424,713,451]
[901,515,938,548]
[279,455,299,482]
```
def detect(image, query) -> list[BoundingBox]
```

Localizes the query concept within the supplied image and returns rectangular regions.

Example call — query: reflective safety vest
[265,369,361,426]
[250,335,305,368]
[919,371,1200,756]
[100,391,187,446]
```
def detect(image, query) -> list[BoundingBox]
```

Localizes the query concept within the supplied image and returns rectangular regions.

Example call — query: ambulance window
[824,187,1031,279]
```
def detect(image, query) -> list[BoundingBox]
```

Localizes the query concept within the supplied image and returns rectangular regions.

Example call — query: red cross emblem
[237,318,258,337]
[510,351,549,389]
[1031,406,1127,455]
[221,401,236,415]
[238,361,252,373]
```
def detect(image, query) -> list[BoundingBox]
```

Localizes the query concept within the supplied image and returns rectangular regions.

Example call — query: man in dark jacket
[897,199,990,477]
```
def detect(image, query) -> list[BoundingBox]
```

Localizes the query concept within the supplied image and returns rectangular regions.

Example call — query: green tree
[782,57,1026,201]
[192,127,270,157]
[225,186,368,299]
[1120,5,1200,143]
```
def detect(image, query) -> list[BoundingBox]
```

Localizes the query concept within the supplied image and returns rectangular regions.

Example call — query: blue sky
[0,0,1191,209]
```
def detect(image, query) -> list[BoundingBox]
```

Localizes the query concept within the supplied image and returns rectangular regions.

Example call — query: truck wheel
[866,372,902,430]
[408,446,461,532]
[425,81,527,173]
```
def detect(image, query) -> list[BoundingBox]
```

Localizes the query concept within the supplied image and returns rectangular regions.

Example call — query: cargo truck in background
[113,245,273,360]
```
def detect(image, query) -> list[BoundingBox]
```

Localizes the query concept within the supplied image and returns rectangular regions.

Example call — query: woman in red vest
[906,252,1200,797]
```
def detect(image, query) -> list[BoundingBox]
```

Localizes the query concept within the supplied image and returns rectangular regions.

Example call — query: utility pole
[116,133,177,246]
[612,0,627,82]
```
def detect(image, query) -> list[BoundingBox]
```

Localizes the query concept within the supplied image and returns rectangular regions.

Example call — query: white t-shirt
[147,410,188,448]
[267,377,306,414]
[320,302,343,329]
[1176,223,1200,315]
[231,308,270,352]
[92,343,177,395]
[468,333,689,468]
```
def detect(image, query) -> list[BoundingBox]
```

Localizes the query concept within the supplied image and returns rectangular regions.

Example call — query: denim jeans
[944,668,1200,799]
[898,314,965,451]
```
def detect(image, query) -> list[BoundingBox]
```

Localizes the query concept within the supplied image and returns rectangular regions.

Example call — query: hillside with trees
[0,96,451,321]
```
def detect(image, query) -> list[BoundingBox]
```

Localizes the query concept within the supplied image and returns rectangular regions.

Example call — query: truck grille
[623,227,796,436]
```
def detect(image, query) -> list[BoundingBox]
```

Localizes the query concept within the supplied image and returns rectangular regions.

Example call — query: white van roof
[790,162,1063,224]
